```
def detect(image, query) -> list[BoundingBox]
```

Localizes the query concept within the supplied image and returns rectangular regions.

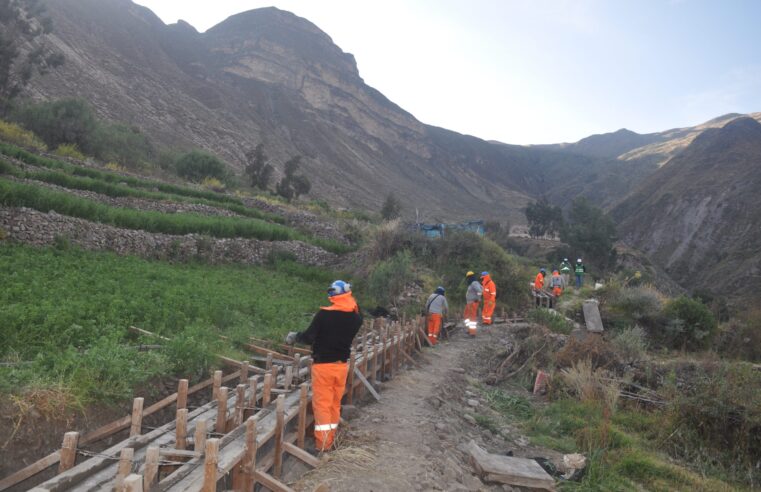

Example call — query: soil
[294,322,564,492]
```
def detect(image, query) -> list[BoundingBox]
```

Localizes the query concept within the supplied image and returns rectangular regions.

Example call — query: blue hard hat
[435,286,445,294]
[540,268,546,273]
[327,280,351,296]
[480,271,489,277]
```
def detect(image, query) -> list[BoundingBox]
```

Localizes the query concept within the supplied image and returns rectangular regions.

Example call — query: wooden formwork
[6,318,423,492]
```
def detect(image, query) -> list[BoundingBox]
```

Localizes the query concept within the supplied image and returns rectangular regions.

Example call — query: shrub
[367,250,414,306]
[527,308,574,334]
[661,296,717,350]
[607,286,663,326]
[201,176,225,192]
[89,123,154,169]
[611,326,648,365]
[556,336,620,370]
[162,323,221,376]
[380,192,402,220]
[175,150,228,182]
[715,308,761,362]
[561,359,620,411]
[0,119,46,150]
[13,98,96,151]
[54,143,85,160]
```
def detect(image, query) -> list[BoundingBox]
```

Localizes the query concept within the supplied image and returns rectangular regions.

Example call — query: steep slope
[611,117,761,303]
[23,0,560,222]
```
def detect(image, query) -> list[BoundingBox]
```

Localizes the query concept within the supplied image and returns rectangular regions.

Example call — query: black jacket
[296,309,363,363]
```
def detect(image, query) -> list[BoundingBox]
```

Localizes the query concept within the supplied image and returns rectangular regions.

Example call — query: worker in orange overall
[424,286,448,345]
[464,271,482,336]
[480,271,497,325]
[286,280,362,451]
[533,268,546,307]
[548,268,565,308]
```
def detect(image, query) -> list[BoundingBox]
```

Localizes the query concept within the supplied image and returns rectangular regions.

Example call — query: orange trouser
[427,313,442,345]
[311,361,348,451]
[482,299,496,325]
[553,287,562,297]
[464,301,479,336]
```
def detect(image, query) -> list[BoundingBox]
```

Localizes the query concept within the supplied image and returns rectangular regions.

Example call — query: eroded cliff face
[613,117,761,302]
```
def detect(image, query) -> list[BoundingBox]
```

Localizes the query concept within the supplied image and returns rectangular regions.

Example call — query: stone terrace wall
[0,207,336,266]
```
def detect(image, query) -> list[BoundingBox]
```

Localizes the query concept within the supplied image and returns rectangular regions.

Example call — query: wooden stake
[123,474,143,492]
[202,438,219,492]
[144,446,159,491]
[346,352,356,404]
[176,408,188,450]
[212,370,222,400]
[248,376,259,411]
[177,379,188,411]
[130,397,144,437]
[297,382,308,449]
[263,372,273,407]
[216,386,228,434]
[194,419,207,457]
[265,353,273,371]
[114,447,134,492]
[294,354,302,384]
[243,417,257,491]
[306,357,313,380]
[239,360,249,385]
[274,394,285,478]
[234,384,246,426]
[284,364,293,390]
[58,431,79,473]
[380,328,387,381]
[370,343,378,385]
[271,365,280,388]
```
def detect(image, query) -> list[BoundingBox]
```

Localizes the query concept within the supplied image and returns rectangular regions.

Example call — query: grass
[484,389,743,490]
[0,242,336,406]
[528,308,575,334]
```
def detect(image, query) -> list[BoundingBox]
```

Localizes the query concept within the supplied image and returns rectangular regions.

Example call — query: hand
[285,331,298,345]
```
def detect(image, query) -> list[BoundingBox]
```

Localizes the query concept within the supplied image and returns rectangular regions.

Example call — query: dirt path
[295,323,553,492]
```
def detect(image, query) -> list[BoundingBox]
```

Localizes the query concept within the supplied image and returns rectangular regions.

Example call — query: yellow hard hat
[466,271,475,277]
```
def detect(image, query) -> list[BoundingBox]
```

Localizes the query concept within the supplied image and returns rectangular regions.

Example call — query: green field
[0,242,336,404]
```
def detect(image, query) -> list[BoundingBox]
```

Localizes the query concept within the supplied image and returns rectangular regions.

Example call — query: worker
[424,286,448,345]
[480,271,496,325]
[285,280,362,452]
[560,258,572,288]
[549,268,564,308]
[575,259,586,289]
[464,271,482,336]
[533,268,546,307]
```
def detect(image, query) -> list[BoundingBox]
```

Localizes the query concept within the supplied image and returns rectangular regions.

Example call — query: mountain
[611,116,761,303]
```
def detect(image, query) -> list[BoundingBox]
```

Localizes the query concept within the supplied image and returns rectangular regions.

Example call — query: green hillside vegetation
[0,242,333,405]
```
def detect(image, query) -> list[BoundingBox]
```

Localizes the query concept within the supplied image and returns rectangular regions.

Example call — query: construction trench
[2,313,487,492]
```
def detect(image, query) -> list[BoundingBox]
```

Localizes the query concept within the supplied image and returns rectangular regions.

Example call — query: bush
[13,98,96,151]
[556,336,620,370]
[54,143,85,160]
[367,250,414,306]
[0,119,46,150]
[611,326,648,365]
[715,308,761,362]
[661,296,717,350]
[89,123,154,169]
[527,308,574,334]
[607,286,662,326]
[175,150,228,182]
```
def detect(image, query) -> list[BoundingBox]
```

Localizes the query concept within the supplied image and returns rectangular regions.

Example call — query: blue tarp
[417,220,484,238]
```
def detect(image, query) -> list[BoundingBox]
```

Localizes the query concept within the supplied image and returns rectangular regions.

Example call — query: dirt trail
[295,322,555,492]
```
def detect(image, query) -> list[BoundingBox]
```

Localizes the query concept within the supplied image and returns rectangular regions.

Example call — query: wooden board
[467,441,555,491]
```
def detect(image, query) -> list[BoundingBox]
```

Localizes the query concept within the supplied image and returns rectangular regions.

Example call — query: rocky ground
[293,322,564,492]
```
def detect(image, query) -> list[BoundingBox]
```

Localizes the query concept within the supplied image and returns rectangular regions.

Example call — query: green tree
[663,296,718,350]
[380,192,402,220]
[275,156,311,202]
[175,150,228,182]
[12,98,95,151]
[245,143,273,190]
[561,197,617,270]
[524,198,563,238]
[0,0,63,111]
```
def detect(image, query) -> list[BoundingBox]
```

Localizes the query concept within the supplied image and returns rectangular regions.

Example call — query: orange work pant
[482,299,496,325]
[427,313,442,345]
[553,287,562,298]
[311,361,349,451]
[464,301,479,336]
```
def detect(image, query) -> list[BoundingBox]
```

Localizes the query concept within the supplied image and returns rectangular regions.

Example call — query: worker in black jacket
[285,280,362,451]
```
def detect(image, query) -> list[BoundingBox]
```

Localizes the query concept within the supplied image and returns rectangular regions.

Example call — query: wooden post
[216,387,228,434]
[177,379,188,411]
[262,372,273,407]
[240,360,249,384]
[271,365,280,388]
[274,394,285,478]
[294,354,302,384]
[194,419,207,457]
[114,448,134,492]
[346,352,356,404]
[371,343,379,385]
[243,417,257,490]
[144,446,159,491]
[297,382,308,449]
[380,328,387,382]
[234,384,246,426]
[202,438,219,492]
[58,431,79,473]
[306,357,313,380]
[130,397,144,437]
[248,375,259,412]
[284,364,293,391]
[212,370,222,400]
[176,408,188,450]
[124,474,143,492]
[360,336,369,398]
[265,353,273,371]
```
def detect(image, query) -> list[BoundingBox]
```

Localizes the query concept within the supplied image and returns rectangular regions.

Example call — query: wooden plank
[283,442,320,468]
[58,432,79,473]
[254,471,295,492]
[243,417,257,491]
[158,448,197,459]
[418,326,434,347]
[467,441,555,490]
[239,360,249,384]
[0,451,61,491]
[177,379,188,411]
[353,366,381,402]
[250,337,312,356]
[194,419,207,458]
[216,387,229,434]
[201,439,219,492]
[130,397,144,437]
[273,395,285,478]
[399,349,421,368]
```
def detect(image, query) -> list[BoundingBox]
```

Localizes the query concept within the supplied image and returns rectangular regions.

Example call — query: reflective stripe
[315,424,333,431]
[330,423,339,430]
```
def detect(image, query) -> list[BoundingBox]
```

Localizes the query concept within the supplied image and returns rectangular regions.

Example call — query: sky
[133,0,761,145]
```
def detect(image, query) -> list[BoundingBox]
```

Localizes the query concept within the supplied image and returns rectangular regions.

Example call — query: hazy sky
[134,0,761,144]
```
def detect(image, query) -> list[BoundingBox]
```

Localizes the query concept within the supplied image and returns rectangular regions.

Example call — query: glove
[285,331,298,345]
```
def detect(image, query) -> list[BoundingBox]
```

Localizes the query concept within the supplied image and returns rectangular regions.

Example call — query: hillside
[612,116,761,303]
